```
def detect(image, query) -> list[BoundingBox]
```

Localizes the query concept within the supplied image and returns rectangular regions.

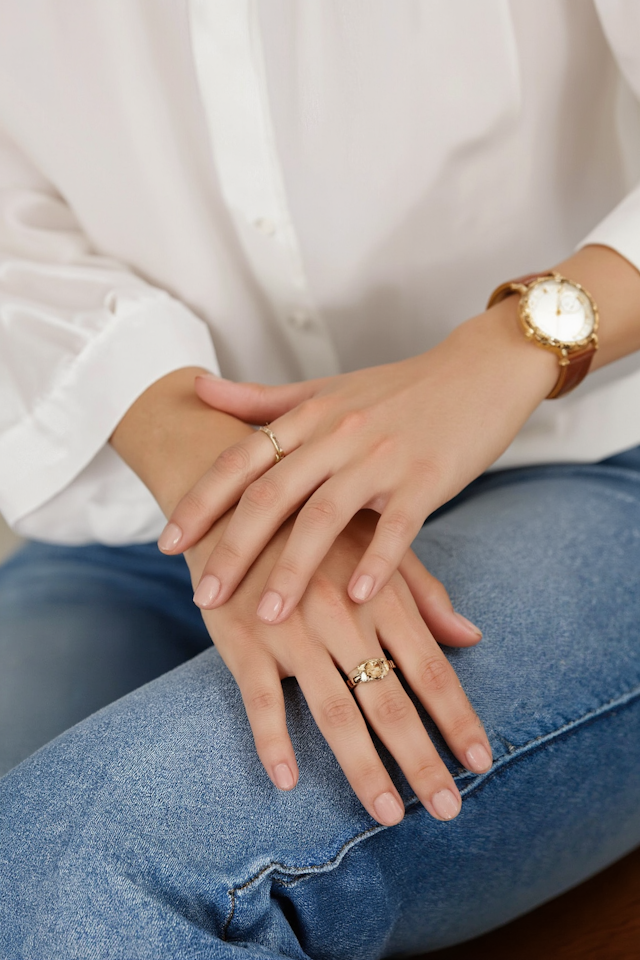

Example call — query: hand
[161,301,557,622]
[186,510,492,826]
[108,369,492,824]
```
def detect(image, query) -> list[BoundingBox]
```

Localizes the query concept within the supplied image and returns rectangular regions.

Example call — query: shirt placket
[188,0,340,380]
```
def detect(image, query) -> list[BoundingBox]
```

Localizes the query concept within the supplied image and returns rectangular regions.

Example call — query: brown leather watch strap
[487,271,598,399]
[546,345,597,399]
[486,272,552,309]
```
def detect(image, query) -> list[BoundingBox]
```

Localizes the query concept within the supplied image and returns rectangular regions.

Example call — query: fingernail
[193,575,221,608]
[453,612,482,639]
[195,373,223,382]
[352,574,374,602]
[257,591,283,622]
[274,763,295,791]
[158,522,183,552]
[431,789,461,821]
[466,743,492,773]
[373,792,404,825]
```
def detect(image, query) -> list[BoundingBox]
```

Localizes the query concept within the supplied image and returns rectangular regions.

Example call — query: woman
[1,2,639,956]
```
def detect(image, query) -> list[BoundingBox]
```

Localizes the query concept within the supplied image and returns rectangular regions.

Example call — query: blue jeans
[1,450,640,958]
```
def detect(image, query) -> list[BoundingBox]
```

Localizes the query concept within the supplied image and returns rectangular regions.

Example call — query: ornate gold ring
[346,658,396,689]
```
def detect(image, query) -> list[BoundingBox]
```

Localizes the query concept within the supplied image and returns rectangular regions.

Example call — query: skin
[111,371,489,825]
[162,244,640,618]
[112,243,640,826]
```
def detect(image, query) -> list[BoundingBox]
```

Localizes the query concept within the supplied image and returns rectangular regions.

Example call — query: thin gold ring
[346,658,396,689]
[259,424,286,464]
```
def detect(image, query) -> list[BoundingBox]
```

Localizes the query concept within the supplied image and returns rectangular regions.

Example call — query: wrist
[480,245,640,391]
[450,297,559,405]
[110,368,253,517]
[552,245,640,371]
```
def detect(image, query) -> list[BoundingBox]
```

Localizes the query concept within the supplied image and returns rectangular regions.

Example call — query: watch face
[523,278,596,344]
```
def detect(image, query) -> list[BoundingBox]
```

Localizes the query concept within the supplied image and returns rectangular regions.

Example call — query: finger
[353,672,462,821]
[294,649,405,826]
[159,388,338,556]
[347,493,426,605]
[375,586,492,776]
[317,611,463,823]
[193,433,354,611]
[159,424,299,556]
[256,468,381,624]
[194,374,328,423]
[233,649,300,791]
[398,549,482,647]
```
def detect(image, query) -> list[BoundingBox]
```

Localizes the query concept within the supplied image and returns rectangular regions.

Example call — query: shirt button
[287,309,314,330]
[254,217,276,236]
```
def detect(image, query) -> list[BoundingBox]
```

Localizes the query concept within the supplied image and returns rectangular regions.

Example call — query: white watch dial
[524,279,595,344]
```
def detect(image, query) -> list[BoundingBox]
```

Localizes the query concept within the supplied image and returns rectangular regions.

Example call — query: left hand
[183,509,490,824]
[161,302,556,622]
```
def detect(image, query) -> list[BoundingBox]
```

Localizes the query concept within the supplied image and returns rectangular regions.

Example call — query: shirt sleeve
[579,1,640,266]
[0,128,219,535]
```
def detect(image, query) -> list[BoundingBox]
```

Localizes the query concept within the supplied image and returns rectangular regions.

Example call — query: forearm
[110,247,640,547]
[109,367,253,518]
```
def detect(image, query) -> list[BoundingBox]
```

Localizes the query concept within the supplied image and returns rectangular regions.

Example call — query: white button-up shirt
[1,0,640,544]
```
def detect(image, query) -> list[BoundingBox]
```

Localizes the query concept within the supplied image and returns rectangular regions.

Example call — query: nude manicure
[466,743,492,773]
[373,792,404,825]
[274,763,295,791]
[157,522,183,552]
[431,789,461,821]
[453,612,482,639]
[352,574,374,601]
[193,574,221,608]
[257,591,283,622]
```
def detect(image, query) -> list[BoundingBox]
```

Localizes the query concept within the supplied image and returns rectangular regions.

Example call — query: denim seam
[222,822,387,940]
[223,681,640,939]
[403,680,640,814]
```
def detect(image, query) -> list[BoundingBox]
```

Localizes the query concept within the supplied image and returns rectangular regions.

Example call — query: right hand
[186,509,492,826]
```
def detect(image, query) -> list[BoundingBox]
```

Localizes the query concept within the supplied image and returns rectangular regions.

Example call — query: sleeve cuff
[0,291,219,526]
[577,182,640,272]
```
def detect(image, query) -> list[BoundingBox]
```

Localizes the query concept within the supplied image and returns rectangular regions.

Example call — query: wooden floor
[418,845,640,960]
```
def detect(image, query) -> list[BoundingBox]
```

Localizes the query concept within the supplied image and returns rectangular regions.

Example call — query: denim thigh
[0,542,210,776]
[1,456,639,958]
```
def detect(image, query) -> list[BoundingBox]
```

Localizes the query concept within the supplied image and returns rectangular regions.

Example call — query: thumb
[194,374,322,422]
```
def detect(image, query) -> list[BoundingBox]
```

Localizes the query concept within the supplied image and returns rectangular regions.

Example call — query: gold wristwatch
[487,272,599,399]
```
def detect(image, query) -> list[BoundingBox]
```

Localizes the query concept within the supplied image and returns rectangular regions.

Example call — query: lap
[1,454,640,958]
[0,541,210,776]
